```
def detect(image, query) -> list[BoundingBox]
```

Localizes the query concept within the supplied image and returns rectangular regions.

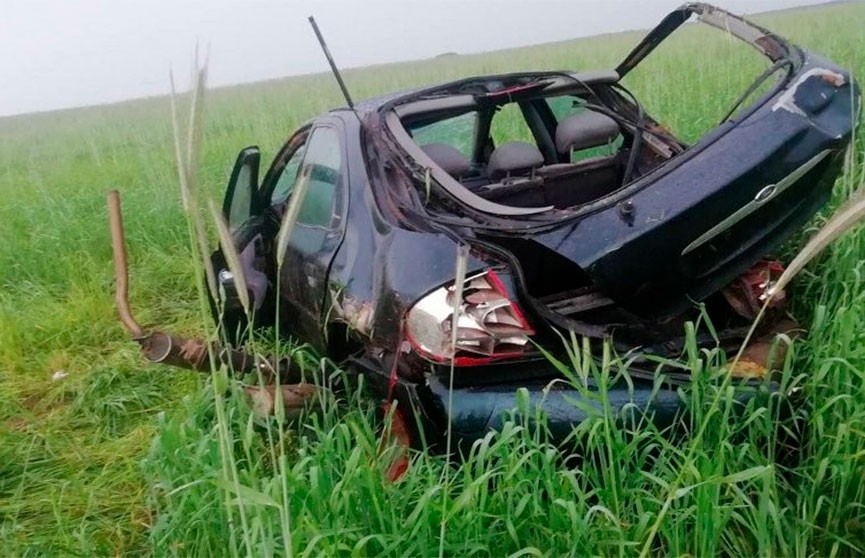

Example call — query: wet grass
[2,2,865,555]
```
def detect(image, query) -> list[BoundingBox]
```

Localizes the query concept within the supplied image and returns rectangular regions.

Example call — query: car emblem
[754,184,777,204]
[682,149,832,256]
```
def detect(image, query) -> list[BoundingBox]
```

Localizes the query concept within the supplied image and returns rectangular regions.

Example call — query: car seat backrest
[421,143,471,179]
[555,110,620,155]
[486,141,544,181]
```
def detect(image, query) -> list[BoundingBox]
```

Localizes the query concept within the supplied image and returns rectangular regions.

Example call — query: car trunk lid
[615,3,792,79]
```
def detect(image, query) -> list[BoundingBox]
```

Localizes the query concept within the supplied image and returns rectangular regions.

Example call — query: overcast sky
[0,0,829,117]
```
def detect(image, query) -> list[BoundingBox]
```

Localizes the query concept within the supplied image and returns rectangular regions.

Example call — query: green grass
[2,3,865,555]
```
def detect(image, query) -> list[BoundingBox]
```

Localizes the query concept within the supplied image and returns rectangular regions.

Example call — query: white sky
[0,0,827,116]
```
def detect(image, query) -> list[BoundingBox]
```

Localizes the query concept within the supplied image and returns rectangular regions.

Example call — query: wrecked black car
[116,4,859,450]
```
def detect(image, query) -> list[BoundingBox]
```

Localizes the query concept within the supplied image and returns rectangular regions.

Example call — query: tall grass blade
[209,200,250,316]
[169,65,219,303]
[772,187,865,295]
[276,164,312,270]
[438,243,470,558]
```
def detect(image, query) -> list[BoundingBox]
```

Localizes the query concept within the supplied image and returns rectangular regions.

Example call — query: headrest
[421,143,471,178]
[555,110,620,154]
[487,141,544,180]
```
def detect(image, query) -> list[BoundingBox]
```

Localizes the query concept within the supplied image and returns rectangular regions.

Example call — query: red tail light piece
[405,270,534,366]
[382,402,410,482]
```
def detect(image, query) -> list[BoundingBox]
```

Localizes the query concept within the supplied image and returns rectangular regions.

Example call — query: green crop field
[2,3,865,555]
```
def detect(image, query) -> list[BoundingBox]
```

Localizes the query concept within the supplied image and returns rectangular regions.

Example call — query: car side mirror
[223,146,261,230]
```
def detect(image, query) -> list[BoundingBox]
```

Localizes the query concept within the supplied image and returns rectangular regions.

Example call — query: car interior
[399,82,681,212]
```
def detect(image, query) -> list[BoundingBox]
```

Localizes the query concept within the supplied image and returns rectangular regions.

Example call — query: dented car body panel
[209,3,859,448]
[536,55,854,317]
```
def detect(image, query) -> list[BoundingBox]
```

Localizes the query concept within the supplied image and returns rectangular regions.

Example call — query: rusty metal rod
[106,189,302,383]
[136,330,300,383]
[107,189,144,338]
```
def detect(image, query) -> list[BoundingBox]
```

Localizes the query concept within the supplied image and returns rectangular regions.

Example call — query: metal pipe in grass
[107,189,302,384]
[107,189,143,339]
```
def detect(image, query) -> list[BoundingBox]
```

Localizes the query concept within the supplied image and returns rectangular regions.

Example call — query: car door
[265,119,348,349]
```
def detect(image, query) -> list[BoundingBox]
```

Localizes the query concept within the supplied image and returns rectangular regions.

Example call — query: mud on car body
[205,3,859,449]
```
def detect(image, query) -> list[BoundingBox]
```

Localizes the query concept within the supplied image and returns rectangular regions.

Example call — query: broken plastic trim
[405,269,535,366]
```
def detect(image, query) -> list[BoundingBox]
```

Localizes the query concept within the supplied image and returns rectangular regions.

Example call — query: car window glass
[489,103,535,146]
[228,163,253,228]
[296,127,341,227]
[271,142,307,206]
[409,111,477,159]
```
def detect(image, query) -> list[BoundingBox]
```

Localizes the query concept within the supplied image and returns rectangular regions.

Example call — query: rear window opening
[408,110,477,160]
[400,79,683,214]
[388,6,795,221]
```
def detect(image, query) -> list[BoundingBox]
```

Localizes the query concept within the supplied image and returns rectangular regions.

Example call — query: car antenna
[308,16,361,123]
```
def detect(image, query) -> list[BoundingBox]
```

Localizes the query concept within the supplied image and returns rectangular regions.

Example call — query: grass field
[2,3,865,555]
